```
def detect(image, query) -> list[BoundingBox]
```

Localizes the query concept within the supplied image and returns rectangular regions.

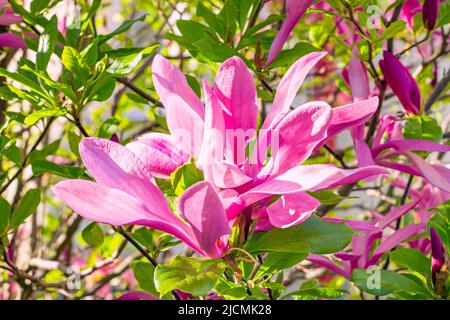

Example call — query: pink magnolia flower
[401,0,422,27]
[266,0,314,65]
[423,0,439,30]
[345,48,375,167]
[53,140,231,259]
[379,51,421,115]
[308,200,427,278]
[54,52,387,257]
[116,292,159,300]
[148,53,386,229]
[370,115,450,193]
[430,228,445,284]
[0,0,25,49]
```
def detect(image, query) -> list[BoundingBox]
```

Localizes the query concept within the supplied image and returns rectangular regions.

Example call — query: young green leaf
[81,222,104,247]
[10,189,41,229]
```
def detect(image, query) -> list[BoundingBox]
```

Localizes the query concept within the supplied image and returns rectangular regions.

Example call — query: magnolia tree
[0,0,449,301]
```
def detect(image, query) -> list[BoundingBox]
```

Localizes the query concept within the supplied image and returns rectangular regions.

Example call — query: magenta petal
[178,182,231,258]
[326,96,379,139]
[370,224,426,264]
[404,151,450,193]
[0,13,22,26]
[53,180,159,226]
[127,133,189,178]
[307,254,349,278]
[266,0,314,64]
[430,228,445,283]
[376,199,421,229]
[267,192,319,228]
[423,0,439,30]
[348,49,370,101]
[116,292,159,300]
[372,139,450,157]
[379,51,420,115]
[197,82,226,182]
[239,164,387,209]
[152,54,204,117]
[212,161,253,189]
[264,101,332,177]
[53,180,200,254]
[214,56,257,134]
[325,218,381,232]
[0,33,26,49]
[79,138,171,215]
[262,51,327,131]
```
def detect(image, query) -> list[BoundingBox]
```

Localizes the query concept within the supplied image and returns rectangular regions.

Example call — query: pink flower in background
[379,51,421,115]
[430,228,445,284]
[423,0,439,30]
[0,0,26,49]
[370,115,450,193]
[53,139,231,259]
[266,0,314,65]
[401,0,422,27]
[308,200,427,278]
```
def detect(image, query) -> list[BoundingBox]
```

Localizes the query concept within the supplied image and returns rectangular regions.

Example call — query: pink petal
[372,139,450,157]
[152,54,204,117]
[116,292,159,300]
[325,96,379,139]
[212,161,253,189]
[262,101,332,177]
[348,48,370,101]
[325,218,381,232]
[370,224,426,264]
[0,33,26,49]
[178,182,231,258]
[266,0,315,65]
[197,82,226,182]
[376,199,421,229]
[163,94,204,157]
[232,165,387,217]
[126,133,189,178]
[262,51,327,131]
[404,151,450,192]
[214,56,257,135]
[79,138,171,215]
[0,13,22,26]
[53,180,200,254]
[267,192,319,228]
[307,254,349,278]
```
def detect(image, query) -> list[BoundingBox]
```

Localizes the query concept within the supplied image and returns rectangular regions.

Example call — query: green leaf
[61,46,90,83]
[132,261,158,295]
[96,15,147,45]
[31,159,85,179]
[390,248,431,280]
[268,42,318,69]
[429,200,450,253]
[170,162,204,197]
[24,109,66,126]
[308,190,350,205]
[379,20,406,40]
[403,115,442,142]
[10,189,41,229]
[0,197,11,234]
[29,139,60,163]
[97,118,120,139]
[81,222,104,247]
[245,216,354,254]
[68,131,81,158]
[256,252,307,279]
[4,145,22,166]
[36,15,58,71]
[282,288,346,299]
[154,256,224,297]
[350,268,433,298]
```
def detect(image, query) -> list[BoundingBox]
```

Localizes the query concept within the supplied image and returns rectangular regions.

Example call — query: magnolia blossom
[423,0,439,30]
[379,51,421,115]
[0,0,26,49]
[54,52,388,259]
[430,228,445,284]
[308,200,427,278]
